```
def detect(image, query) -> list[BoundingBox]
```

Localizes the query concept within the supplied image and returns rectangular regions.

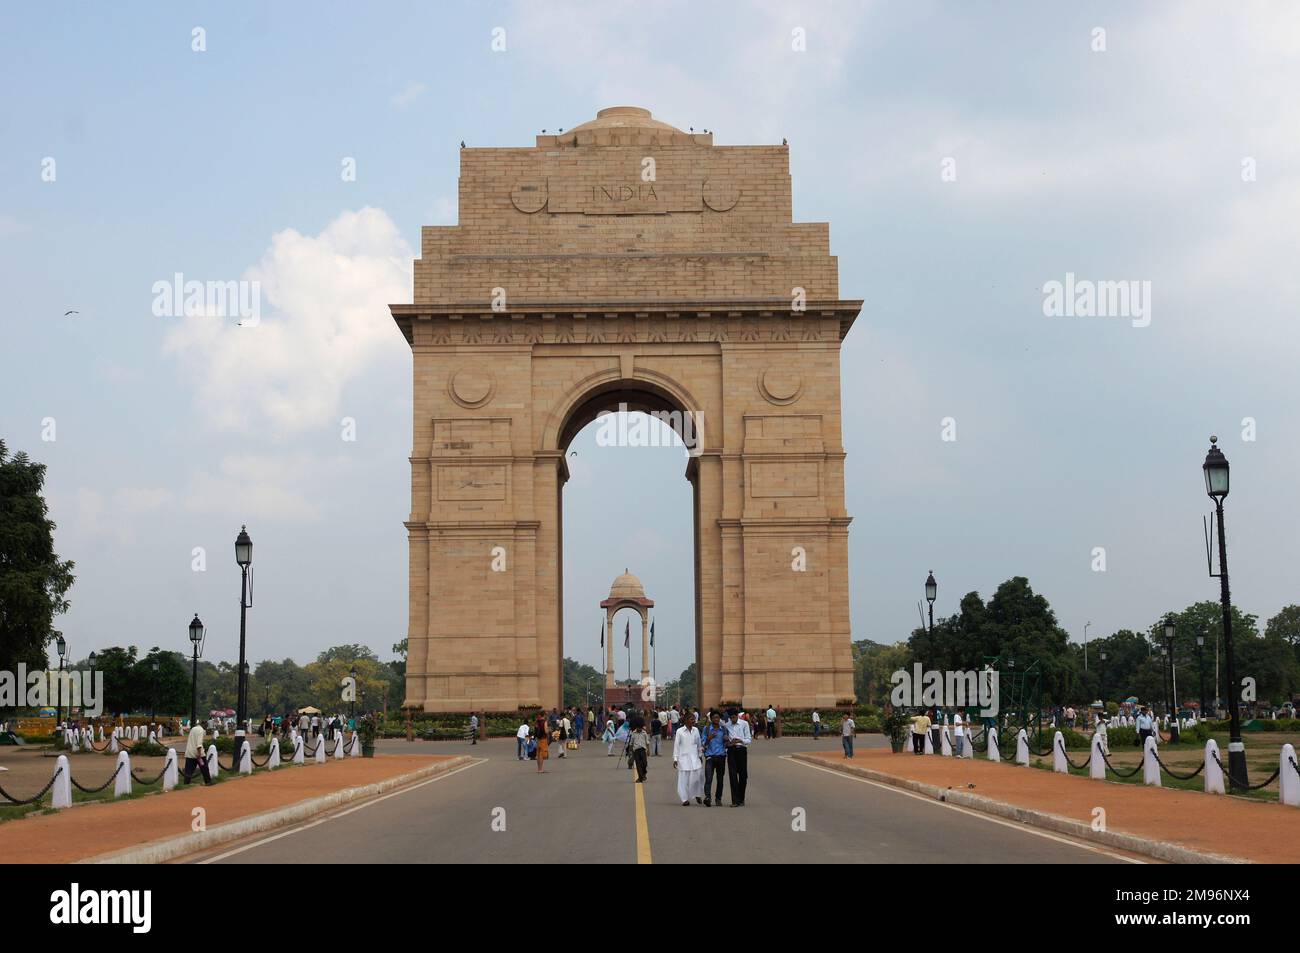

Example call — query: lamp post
[925,571,937,668]
[87,651,97,734]
[1159,643,1170,716]
[188,614,205,727]
[150,657,160,724]
[1099,649,1107,707]
[1084,621,1091,673]
[1196,631,1207,723]
[1163,615,1179,743]
[349,665,357,720]
[234,525,253,761]
[54,635,67,730]
[1204,436,1246,786]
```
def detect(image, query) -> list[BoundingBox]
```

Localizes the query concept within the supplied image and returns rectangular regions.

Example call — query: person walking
[724,708,752,806]
[469,712,479,745]
[629,718,650,782]
[811,709,821,740]
[952,709,966,758]
[672,712,704,805]
[557,712,570,758]
[182,719,212,785]
[516,720,530,760]
[650,710,662,756]
[535,714,549,773]
[911,709,931,754]
[765,704,778,740]
[574,709,584,747]
[700,710,728,806]
[840,711,856,758]
[1136,706,1154,747]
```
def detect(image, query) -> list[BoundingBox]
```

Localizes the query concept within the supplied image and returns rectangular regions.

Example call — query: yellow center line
[633,767,653,864]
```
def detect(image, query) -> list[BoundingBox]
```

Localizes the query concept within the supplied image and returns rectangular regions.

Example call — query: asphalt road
[197,736,1137,864]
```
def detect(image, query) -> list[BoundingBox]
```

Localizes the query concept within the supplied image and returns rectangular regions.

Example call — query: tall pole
[1215,499,1246,786]
[1196,635,1207,721]
[236,561,249,755]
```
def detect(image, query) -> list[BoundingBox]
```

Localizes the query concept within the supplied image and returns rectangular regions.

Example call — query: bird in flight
[63,310,78,316]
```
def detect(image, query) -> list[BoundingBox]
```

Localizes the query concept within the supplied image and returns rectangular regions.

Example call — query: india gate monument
[391,106,861,713]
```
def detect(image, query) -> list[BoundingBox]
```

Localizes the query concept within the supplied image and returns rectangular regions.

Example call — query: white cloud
[163,207,413,434]
[183,454,323,522]
[391,82,428,108]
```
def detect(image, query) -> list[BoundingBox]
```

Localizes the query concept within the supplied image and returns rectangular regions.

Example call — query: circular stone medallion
[510,181,548,213]
[759,367,803,405]
[702,179,740,212]
[450,368,495,408]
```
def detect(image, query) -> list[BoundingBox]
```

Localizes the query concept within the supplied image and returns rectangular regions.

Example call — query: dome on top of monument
[608,569,646,600]
[566,106,684,135]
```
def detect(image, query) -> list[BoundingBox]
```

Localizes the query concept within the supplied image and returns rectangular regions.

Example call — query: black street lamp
[234,525,253,760]
[1159,643,1170,716]
[349,664,358,720]
[1099,649,1107,706]
[1203,435,1245,786]
[925,571,937,666]
[1196,630,1208,723]
[150,657,160,724]
[1163,615,1179,743]
[188,614,205,727]
[54,635,67,729]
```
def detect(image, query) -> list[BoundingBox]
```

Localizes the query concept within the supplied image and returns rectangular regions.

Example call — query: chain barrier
[1150,748,1206,781]
[1100,747,1145,778]
[1056,737,1092,770]
[1212,751,1280,791]
[131,762,170,786]
[1291,755,1300,780]
[70,761,124,794]
[0,765,64,805]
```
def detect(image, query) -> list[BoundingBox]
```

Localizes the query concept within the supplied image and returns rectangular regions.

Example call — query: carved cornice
[391,299,862,347]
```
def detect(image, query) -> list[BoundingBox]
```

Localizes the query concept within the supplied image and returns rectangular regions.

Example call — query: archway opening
[558,387,700,714]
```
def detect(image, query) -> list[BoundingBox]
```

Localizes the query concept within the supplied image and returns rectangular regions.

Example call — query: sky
[2,1,1298,687]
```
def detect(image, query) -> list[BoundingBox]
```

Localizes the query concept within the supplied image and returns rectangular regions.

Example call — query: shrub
[130,741,167,758]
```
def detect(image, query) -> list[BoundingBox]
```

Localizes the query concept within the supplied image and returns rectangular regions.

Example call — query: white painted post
[940,727,953,757]
[986,728,999,762]
[109,729,119,754]
[315,736,327,763]
[1052,731,1067,773]
[113,751,132,797]
[923,729,934,755]
[1142,736,1161,786]
[1089,731,1106,779]
[333,734,344,759]
[162,748,178,791]
[1280,743,1300,807]
[1016,729,1029,765]
[962,734,973,758]
[52,754,72,809]
[148,730,157,745]
[1205,739,1225,794]
[206,743,219,779]
[348,732,360,756]
[239,739,252,775]
[268,737,280,770]
[293,737,305,764]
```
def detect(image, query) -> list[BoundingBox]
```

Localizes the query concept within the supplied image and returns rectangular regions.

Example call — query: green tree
[0,440,75,677]
[562,657,603,709]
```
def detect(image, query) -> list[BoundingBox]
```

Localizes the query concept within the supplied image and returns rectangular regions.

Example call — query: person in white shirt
[558,714,571,758]
[952,710,965,758]
[765,705,778,740]
[516,722,530,761]
[811,709,821,739]
[183,721,212,785]
[724,709,752,806]
[672,712,705,805]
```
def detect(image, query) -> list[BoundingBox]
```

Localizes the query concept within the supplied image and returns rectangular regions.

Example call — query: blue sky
[2,1,1298,685]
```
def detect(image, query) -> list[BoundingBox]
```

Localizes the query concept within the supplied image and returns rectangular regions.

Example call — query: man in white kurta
[672,713,705,805]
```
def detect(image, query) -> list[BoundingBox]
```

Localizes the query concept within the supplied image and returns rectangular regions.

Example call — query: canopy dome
[566,106,683,135]
[608,569,646,601]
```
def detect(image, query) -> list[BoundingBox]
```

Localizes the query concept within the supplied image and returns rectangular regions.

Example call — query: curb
[789,753,1250,864]
[79,755,479,864]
